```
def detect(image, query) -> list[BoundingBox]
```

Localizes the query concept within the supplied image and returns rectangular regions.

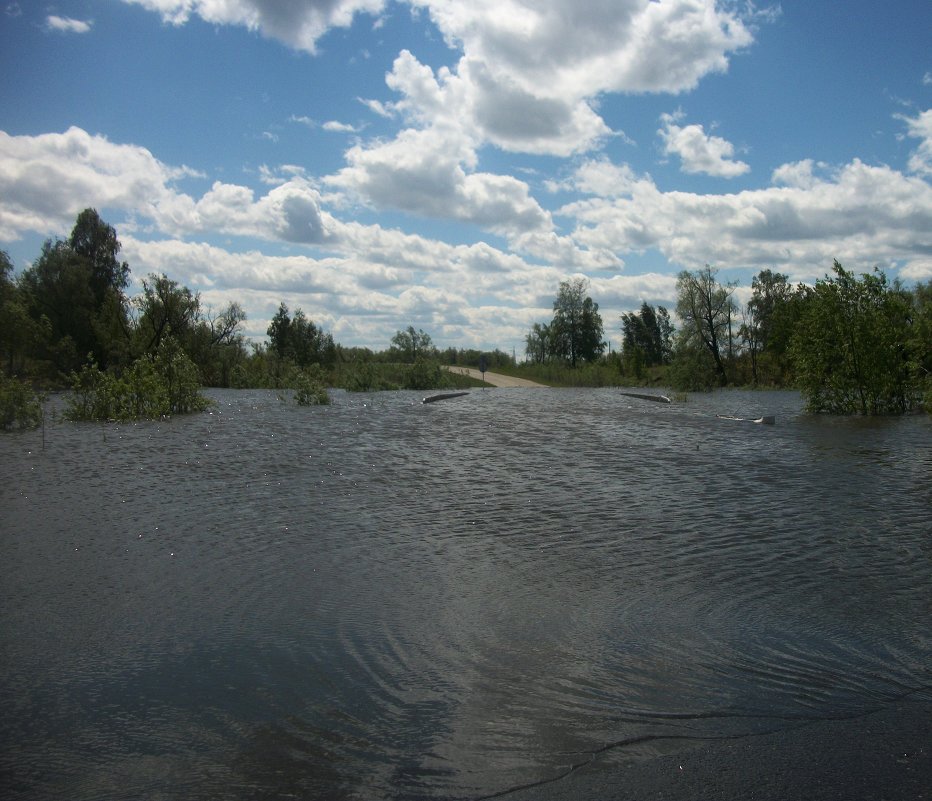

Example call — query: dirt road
[443,366,547,387]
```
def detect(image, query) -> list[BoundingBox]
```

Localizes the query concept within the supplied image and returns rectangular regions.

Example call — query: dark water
[1,388,930,800]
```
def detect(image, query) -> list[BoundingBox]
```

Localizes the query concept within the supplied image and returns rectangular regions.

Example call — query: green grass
[493,362,671,388]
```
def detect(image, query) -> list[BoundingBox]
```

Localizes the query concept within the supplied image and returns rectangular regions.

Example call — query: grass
[492,362,672,389]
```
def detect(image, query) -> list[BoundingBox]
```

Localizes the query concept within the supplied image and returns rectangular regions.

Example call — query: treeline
[522,265,931,413]
[0,209,511,424]
[3,209,929,423]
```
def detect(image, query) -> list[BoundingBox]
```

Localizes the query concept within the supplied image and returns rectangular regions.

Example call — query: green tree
[19,240,98,371]
[550,278,604,367]
[910,282,932,407]
[620,302,674,372]
[790,262,920,414]
[267,303,334,368]
[390,326,435,363]
[0,252,51,375]
[0,250,12,301]
[134,273,200,354]
[290,309,335,368]
[132,274,247,387]
[674,265,737,386]
[524,322,550,364]
[267,302,293,360]
[740,269,799,385]
[18,210,131,371]
[68,208,129,305]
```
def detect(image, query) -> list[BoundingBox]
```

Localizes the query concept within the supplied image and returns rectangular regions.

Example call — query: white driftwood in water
[716,414,775,425]
[422,392,470,404]
[619,392,672,404]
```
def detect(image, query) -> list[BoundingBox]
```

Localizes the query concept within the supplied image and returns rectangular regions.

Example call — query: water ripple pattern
[1,388,930,799]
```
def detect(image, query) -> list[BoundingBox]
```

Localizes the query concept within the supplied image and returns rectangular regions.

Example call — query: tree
[68,208,129,305]
[674,266,737,386]
[620,302,674,372]
[132,274,247,386]
[790,262,920,414]
[740,269,797,385]
[656,306,675,364]
[524,322,550,364]
[267,302,293,360]
[188,300,247,386]
[134,273,200,355]
[0,252,43,375]
[267,303,334,368]
[0,250,12,295]
[390,326,434,363]
[550,278,604,367]
[18,210,131,371]
[290,309,334,368]
[910,282,932,406]
[19,239,99,371]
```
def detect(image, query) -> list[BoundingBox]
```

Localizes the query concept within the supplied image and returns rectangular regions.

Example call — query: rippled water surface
[2,388,930,799]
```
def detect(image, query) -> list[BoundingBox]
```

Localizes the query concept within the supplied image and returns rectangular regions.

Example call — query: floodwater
[1,388,930,800]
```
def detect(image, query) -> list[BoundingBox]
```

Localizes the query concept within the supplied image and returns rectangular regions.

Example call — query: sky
[1,0,931,353]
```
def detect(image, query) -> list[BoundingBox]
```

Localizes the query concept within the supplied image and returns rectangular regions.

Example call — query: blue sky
[2,1,930,352]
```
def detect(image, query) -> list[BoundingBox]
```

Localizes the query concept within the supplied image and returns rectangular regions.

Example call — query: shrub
[337,362,400,392]
[293,365,330,406]
[64,338,210,421]
[403,358,451,391]
[0,375,45,431]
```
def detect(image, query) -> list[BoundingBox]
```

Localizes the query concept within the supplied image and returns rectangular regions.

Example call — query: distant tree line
[3,209,929,422]
[0,209,516,423]
[525,263,930,414]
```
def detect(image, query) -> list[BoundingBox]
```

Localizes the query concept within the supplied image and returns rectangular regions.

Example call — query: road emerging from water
[442,366,548,387]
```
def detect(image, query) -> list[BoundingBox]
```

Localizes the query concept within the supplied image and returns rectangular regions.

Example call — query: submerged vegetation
[64,338,211,421]
[0,374,45,431]
[1,210,929,423]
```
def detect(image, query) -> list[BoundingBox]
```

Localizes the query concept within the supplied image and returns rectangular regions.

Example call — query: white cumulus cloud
[899,108,932,177]
[45,15,92,33]
[564,155,932,280]
[658,112,750,177]
[120,0,386,53]
[120,0,761,158]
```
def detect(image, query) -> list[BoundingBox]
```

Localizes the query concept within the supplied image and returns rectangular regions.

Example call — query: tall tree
[524,322,550,364]
[675,265,737,386]
[551,278,604,367]
[790,262,919,414]
[20,239,98,370]
[267,302,293,360]
[267,303,334,368]
[391,326,434,363]
[134,273,200,355]
[620,302,674,369]
[656,306,675,364]
[910,282,932,400]
[741,269,795,385]
[19,210,131,370]
[68,208,129,305]
[0,251,50,375]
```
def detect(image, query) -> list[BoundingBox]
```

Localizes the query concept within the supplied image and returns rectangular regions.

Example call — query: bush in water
[0,374,45,431]
[65,337,210,421]
[293,365,330,406]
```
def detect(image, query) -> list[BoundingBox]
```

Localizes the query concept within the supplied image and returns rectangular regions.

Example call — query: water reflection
[1,388,930,799]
